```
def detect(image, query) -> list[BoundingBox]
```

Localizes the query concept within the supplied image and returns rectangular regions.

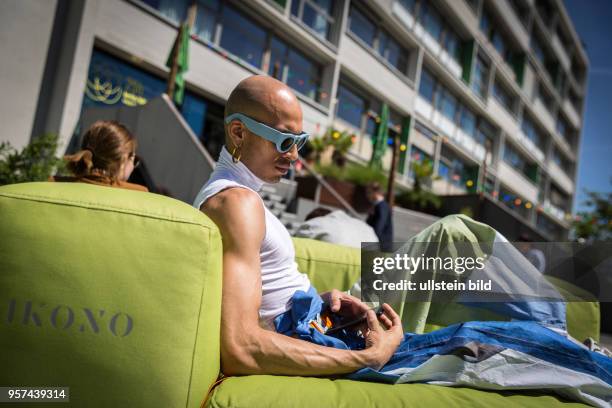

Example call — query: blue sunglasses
[224,113,309,153]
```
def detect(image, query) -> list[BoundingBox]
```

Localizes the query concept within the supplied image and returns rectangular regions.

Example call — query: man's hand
[363,303,403,370]
[320,289,369,321]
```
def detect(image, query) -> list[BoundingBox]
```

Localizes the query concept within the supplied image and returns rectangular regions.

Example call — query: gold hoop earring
[231,145,242,163]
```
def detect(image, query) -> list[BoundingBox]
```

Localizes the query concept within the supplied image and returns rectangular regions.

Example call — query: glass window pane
[349,7,376,46]
[459,106,476,136]
[337,85,366,128]
[399,0,416,13]
[286,48,320,100]
[151,0,189,25]
[193,0,219,41]
[421,3,442,40]
[219,6,267,68]
[472,55,489,99]
[366,116,377,137]
[291,0,300,16]
[312,0,333,14]
[302,3,330,39]
[443,30,460,61]
[437,88,457,120]
[181,92,207,137]
[268,37,287,79]
[493,80,514,113]
[419,69,435,102]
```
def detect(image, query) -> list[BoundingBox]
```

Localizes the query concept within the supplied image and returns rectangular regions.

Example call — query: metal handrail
[296,155,361,219]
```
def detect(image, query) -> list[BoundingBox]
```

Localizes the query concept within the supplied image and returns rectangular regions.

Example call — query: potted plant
[395,159,441,213]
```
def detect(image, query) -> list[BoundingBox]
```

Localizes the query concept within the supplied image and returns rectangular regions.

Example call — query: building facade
[1,0,587,240]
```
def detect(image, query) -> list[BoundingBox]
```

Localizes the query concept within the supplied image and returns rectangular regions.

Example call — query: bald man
[193,75,403,376]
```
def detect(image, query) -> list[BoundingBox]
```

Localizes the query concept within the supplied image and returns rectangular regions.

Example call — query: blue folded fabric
[274,287,612,388]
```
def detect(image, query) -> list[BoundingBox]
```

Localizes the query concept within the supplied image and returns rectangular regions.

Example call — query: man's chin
[262,174,282,184]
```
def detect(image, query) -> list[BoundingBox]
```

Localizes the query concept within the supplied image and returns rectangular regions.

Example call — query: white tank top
[193,146,311,329]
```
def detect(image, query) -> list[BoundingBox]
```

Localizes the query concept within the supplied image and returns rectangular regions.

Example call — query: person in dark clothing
[365,182,393,252]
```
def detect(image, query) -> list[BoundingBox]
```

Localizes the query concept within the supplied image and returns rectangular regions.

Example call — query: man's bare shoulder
[202,187,263,213]
[200,187,265,241]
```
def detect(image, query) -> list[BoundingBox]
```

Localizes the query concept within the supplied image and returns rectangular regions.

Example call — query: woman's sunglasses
[224,113,309,153]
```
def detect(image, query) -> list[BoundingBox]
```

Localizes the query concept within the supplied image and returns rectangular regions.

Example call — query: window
[437,88,458,121]
[475,119,494,147]
[459,106,476,137]
[536,83,554,112]
[504,143,536,183]
[349,6,376,47]
[141,0,191,25]
[480,8,514,63]
[532,34,546,66]
[550,184,569,210]
[268,37,321,100]
[556,115,573,145]
[479,8,491,34]
[398,0,416,13]
[193,0,220,41]
[508,0,529,28]
[291,0,337,41]
[521,115,544,150]
[219,6,267,68]
[551,148,573,176]
[365,114,377,137]
[493,80,515,114]
[348,5,410,73]
[377,31,408,71]
[337,84,367,128]
[419,69,436,102]
[472,54,490,99]
[143,0,220,42]
[414,120,437,139]
[420,1,443,40]
[408,146,433,178]
[438,148,467,188]
[443,29,461,61]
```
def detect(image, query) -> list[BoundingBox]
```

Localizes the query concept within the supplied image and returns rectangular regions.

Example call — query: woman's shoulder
[49,175,148,192]
[117,181,148,192]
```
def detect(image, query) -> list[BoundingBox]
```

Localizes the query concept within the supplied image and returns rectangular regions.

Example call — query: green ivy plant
[0,134,65,186]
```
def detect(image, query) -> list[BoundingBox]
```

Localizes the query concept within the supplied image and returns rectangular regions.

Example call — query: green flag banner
[166,23,190,106]
[370,103,389,169]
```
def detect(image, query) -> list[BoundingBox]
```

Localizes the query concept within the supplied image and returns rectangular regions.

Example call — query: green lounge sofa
[0,182,599,407]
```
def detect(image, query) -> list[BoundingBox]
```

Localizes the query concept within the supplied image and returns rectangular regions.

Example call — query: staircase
[258,181,300,235]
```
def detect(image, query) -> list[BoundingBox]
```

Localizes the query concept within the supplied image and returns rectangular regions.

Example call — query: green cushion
[292,237,360,292]
[207,375,588,407]
[0,182,222,407]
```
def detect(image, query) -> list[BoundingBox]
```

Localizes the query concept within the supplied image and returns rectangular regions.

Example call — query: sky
[564,0,612,213]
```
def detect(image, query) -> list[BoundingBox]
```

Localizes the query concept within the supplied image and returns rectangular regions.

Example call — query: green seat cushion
[206,375,588,408]
[293,237,360,292]
[0,182,222,407]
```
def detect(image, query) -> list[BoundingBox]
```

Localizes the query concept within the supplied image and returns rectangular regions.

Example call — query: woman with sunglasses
[54,120,148,192]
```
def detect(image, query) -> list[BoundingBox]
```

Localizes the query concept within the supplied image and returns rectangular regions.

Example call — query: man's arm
[201,188,403,376]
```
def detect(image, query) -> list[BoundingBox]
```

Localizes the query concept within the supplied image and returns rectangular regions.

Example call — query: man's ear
[227,121,245,147]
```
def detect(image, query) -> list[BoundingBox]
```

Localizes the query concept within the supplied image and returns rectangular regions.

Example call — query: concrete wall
[0,0,57,149]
